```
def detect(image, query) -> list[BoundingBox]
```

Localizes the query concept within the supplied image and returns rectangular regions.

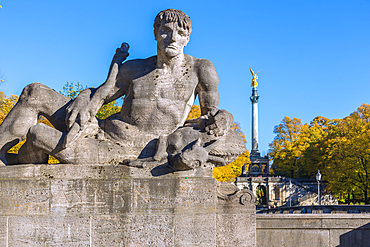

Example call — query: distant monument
[235,69,270,208]
[243,68,269,176]
[0,9,245,170]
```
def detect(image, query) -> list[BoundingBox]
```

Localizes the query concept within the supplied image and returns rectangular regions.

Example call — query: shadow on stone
[338,222,370,247]
[138,139,158,159]
[150,163,174,177]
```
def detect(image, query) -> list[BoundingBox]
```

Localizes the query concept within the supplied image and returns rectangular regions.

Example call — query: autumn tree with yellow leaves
[0,92,18,124]
[322,104,370,204]
[269,104,370,204]
[268,117,310,178]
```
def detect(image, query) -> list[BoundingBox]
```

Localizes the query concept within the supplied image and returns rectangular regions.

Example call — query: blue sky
[1,0,370,154]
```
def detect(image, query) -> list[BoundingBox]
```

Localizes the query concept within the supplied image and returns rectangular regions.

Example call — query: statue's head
[154,9,192,58]
[154,9,192,35]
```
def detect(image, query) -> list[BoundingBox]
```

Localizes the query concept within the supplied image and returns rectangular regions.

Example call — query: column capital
[250,95,259,103]
[250,87,259,103]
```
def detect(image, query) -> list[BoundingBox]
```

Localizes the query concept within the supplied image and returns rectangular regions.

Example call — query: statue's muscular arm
[196,59,233,137]
[196,59,220,116]
[65,45,130,131]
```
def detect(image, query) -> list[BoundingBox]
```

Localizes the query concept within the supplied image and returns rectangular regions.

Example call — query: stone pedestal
[0,164,256,246]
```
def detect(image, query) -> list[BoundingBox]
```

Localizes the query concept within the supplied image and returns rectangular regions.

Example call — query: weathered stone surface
[256,214,370,247]
[174,178,216,214]
[217,183,256,215]
[91,215,128,246]
[329,229,350,247]
[93,214,176,246]
[0,164,257,246]
[174,213,216,246]
[92,214,175,246]
[257,229,329,247]
[216,183,256,247]
[257,215,322,229]
[0,164,41,178]
[51,179,129,215]
[8,216,90,246]
[131,177,216,214]
[126,214,174,246]
[217,214,256,247]
[131,178,176,213]
[321,216,370,229]
[0,179,49,215]
[0,217,6,247]
[0,163,213,179]
[92,214,220,246]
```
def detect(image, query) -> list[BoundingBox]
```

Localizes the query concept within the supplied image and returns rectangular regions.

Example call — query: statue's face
[155,22,190,58]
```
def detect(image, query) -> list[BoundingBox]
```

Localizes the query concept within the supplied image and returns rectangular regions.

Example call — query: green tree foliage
[256,185,266,205]
[186,105,250,182]
[61,81,86,99]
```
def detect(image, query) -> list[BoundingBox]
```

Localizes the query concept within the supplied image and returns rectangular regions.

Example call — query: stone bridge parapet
[258,205,370,214]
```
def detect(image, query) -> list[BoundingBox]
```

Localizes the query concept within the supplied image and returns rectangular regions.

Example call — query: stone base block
[0,164,256,246]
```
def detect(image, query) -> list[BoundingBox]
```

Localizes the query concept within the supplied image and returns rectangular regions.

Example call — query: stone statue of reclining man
[0,9,246,169]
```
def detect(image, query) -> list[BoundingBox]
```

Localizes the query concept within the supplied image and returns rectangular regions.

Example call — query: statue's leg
[14,128,50,165]
[14,123,64,164]
[8,112,159,165]
[16,122,125,165]
[15,123,86,164]
[0,83,70,165]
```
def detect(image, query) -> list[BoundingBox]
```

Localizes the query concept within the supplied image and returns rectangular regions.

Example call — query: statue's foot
[122,157,164,169]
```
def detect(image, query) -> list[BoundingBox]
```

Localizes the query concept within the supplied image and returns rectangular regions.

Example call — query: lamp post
[316,170,322,205]
[289,179,292,207]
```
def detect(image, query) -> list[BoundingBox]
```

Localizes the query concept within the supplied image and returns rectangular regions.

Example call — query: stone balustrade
[258,205,370,214]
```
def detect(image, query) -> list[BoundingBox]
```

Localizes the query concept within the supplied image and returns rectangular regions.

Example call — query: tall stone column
[250,87,260,157]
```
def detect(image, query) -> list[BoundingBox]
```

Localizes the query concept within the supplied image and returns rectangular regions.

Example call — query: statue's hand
[65,89,95,131]
[112,42,130,65]
[184,115,208,128]
[204,109,234,137]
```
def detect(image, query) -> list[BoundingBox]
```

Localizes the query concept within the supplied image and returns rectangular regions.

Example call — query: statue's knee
[19,83,47,104]
[21,82,43,97]
[26,124,45,144]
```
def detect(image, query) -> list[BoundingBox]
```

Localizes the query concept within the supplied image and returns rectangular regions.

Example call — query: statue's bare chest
[130,67,198,101]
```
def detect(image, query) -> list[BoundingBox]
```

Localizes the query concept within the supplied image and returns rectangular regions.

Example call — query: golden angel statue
[250,68,261,88]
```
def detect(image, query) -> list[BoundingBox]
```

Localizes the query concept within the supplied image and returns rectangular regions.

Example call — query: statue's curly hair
[154,9,192,35]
